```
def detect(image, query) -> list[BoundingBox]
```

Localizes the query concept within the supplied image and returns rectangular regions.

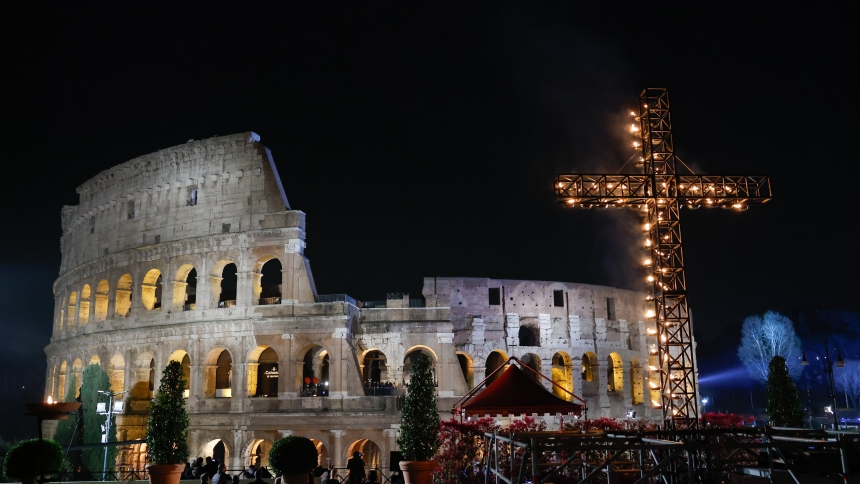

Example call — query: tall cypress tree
[766,356,803,427]
[80,364,118,479]
[396,354,440,461]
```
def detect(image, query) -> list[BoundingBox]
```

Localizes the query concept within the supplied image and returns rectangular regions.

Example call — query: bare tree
[738,311,802,382]
[834,360,860,408]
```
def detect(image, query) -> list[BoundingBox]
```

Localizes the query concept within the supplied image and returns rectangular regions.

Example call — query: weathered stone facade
[44,133,661,474]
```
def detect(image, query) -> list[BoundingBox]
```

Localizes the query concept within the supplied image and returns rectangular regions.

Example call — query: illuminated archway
[630,357,644,405]
[551,352,573,401]
[141,269,163,310]
[457,352,474,389]
[201,439,230,466]
[79,285,91,325]
[67,292,77,328]
[255,256,282,305]
[174,264,197,311]
[115,274,133,317]
[94,280,109,321]
[300,345,329,396]
[109,354,125,394]
[245,439,273,468]
[581,352,598,398]
[607,352,623,393]
[248,346,279,397]
[403,346,437,386]
[58,361,68,400]
[169,350,191,397]
[521,353,542,383]
[485,350,508,385]
[346,439,382,469]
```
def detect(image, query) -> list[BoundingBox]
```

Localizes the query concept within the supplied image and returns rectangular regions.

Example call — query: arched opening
[117,443,147,476]
[630,357,644,405]
[301,346,329,396]
[607,352,623,393]
[79,285,91,325]
[246,439,273,468]
[132,353,154,400]
[521,353,542,383]
[309,439,329,467]
[363,350,391,395]
[95,280,109,321]
[109,354,125,394]
[115,274,133,317]
[67,292,77,328]
[141,269,163,310]
[169,350,191,398]
[517,324,540,347]
[89,355,101,366]
[581,352,598,398]
[201,440,229,466]
[216,350,233,398]
[257,258,282,305]
[58,361,67,401]
[346,439,382,469]
[72,358,83,397]
[648,355,661,407]
[248,347,279,397]
[403,347,437,386]
[218,263,238,308]
[485,350,508,385]
[551,352,573,401]
[457,352,474,389]
[175,264,197,311]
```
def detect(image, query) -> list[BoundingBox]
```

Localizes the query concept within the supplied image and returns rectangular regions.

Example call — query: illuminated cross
[555,88,772,429]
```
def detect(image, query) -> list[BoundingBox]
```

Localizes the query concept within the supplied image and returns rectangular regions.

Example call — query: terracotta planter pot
[281,474,310,484]
[399,460,435,484]
[147,463,185,484]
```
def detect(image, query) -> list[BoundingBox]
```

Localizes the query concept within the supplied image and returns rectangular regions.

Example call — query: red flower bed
[701,412,754,428]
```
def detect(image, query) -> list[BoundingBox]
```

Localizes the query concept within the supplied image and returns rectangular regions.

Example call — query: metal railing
[315,294,357,305]
[360,300,387,308]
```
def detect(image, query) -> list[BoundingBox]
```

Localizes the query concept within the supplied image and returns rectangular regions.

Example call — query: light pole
[801,340,844,430]
[96,390,125,481]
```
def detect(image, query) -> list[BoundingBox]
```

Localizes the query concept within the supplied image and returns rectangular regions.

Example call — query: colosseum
[44,132,663,475]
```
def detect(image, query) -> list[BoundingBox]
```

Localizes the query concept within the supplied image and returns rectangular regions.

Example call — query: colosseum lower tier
[45,132,666,474]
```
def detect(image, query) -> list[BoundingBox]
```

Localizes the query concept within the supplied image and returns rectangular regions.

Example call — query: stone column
[204,365,217,398]
[172,281,188,311]
[330,430,348,468]
[330,329,348,398]
[506,313,520,346]
[282,239,306,305]
[197,275,220,310]
[436,333,456,398]
[232,362,246,410]
[236,271,255,307]
[280,334,294,397]
[247,363,259,397]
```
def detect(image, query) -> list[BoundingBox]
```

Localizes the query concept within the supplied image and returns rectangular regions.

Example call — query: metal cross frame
[555,88,772,429]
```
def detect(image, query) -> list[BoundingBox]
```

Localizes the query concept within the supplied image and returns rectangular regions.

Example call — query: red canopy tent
[453,357,585,418]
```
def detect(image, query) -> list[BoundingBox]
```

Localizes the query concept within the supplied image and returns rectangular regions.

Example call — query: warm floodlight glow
[47,396,54,404]
[646,327,657,335]
[646,309,655,319]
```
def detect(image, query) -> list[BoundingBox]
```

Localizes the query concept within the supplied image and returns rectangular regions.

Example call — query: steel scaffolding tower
[555,88,772,429]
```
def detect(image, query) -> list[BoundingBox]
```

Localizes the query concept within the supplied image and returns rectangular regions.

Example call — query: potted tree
[3,438,64,484]
[397,354,440,484]
[268,436,319,484]
[146,361,189,484]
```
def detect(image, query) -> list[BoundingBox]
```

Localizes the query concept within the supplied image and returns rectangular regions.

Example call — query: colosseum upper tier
[45,132,661,473]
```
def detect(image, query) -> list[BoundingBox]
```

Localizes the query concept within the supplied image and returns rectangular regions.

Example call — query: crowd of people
[178,452,404,484]
[363,380,397,396]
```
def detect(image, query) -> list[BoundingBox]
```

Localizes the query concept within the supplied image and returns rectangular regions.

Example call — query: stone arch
[346,439,382,469]
[94,280,109,321]
[403,346,437,386]
[485,350,508,385]
[89,355,101,366]
[201,439,230,466]
[255,255,283,305]
[109,354,125,394]
[248,346,279,397]
[141,269,163,310]
[521,353,542,383]
[169,349,191,397]
[79,284,91,325]
[607,352,624,393]
[115,274,133,317]
[207,348,233,398]
[132,352,155,400]
[244,438,274,468]
[174,263,198,311]
[580,352,598,398]
[58,361,68,400]
[518,324,540,347]
[456,352,474,389]
[71,358,83,397]
[298,345,329,396]
[648,355,661,407]
[67,291,77,328]
[362,349,389,384]
[551,352,573,401]
[309,439,329,467]
[212,260,237,308]
[630,357,644,405]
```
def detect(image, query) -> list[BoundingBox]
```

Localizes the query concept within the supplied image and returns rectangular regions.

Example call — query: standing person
[322,469,338,484]
[204,457,218,479]
[346,451,365,484]
[243,465,257,479]
[211,464,230,484]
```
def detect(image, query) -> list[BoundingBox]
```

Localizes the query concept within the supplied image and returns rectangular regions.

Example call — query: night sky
[2,4,857,438]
